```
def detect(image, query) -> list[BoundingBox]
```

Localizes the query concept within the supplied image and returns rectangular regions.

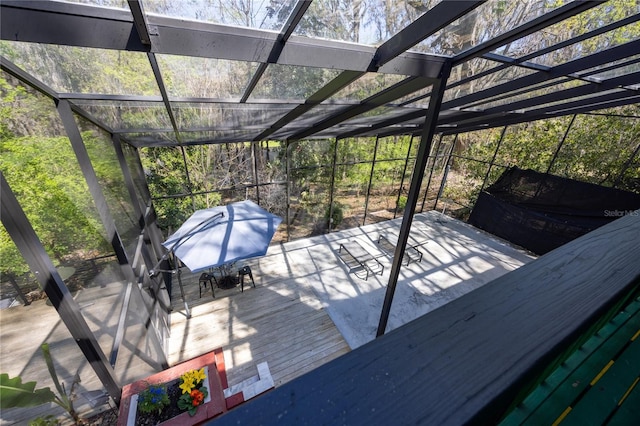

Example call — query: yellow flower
[179,378,194,394]
[192,368,206,384]
[179,368,205,394]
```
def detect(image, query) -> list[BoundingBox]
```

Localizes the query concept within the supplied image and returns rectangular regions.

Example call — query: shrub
[325,203,344,229]
[397,195,407,211]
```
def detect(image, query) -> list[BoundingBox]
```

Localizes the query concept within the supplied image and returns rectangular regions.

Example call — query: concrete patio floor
[257,210,536,349]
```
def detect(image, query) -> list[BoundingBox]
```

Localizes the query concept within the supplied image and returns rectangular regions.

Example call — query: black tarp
[468,167,640,254]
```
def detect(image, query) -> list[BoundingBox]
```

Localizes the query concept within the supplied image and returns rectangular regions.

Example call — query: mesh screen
[469,167,640,254]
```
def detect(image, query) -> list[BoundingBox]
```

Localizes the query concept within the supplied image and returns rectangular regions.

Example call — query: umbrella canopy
[163,200,282,273]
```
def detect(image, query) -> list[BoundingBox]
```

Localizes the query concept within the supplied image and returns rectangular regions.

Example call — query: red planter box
[118,349,229,426]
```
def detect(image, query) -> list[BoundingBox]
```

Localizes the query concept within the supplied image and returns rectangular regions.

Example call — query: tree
[0,74,115,282]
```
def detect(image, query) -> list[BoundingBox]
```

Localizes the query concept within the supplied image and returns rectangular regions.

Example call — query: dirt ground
[84,409,118,425]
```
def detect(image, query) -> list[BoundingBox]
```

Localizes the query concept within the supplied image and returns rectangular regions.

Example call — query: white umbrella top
[163,200,282,273]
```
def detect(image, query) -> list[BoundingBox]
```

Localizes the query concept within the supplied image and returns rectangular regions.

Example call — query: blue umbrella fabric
[162,200,282,273]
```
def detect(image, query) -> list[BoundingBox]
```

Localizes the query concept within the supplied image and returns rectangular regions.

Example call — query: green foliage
[41,343,81,424]
[0,42,158,96]
[0,373,56,409]
[1,75,114,279]
[28,415,60,426]
[177,386,208,416]
[252,66,340,100]
[0,343,82,424]
[325,203,344,229]
[139,140,290,232]
[442,107,640,215]
[80,126,141,245]
[0,225,29,278]
[397,195,408,211]
[139,146,193,230]
[0,74,63,138]
[2,0,640,251]
[0,76,25,139]
[137,384,170,414]
[287,139,333,187]
[1,135,111,261]
[548,111,640,187]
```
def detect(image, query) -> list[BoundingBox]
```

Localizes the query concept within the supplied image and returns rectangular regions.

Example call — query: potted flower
[177,368,208,416]
[128,369,209,424]
[118,349,226,426]
[137,384,169,415]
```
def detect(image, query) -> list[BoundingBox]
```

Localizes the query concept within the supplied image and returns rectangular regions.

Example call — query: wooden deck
[166,268,351,388]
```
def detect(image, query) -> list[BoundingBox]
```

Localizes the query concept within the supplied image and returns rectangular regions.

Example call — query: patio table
[210,263,240,289]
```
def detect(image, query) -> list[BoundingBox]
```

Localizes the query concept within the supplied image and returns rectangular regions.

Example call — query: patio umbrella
[163,200,282,273]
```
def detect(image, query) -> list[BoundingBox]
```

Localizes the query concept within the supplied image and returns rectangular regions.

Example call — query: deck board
[167,270,350,390]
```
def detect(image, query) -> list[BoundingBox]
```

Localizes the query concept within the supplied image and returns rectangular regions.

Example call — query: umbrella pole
[176,267,191,319]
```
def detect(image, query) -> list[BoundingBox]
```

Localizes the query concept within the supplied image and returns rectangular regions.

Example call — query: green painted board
[607,376,640,425]
[522,320,640,425]
[559,335,640,425]
[501,298,640,425]
[517,303,639,425]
